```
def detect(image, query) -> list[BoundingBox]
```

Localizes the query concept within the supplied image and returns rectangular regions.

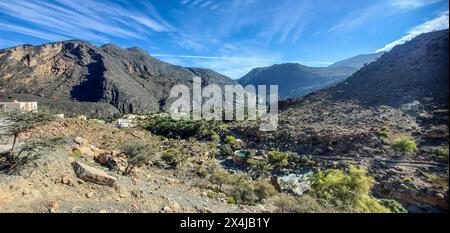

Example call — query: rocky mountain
[238,53,382,99]
[328,52,384,69]
[329,29,449,107]
[240,29,449,212]
[0,40,237,117]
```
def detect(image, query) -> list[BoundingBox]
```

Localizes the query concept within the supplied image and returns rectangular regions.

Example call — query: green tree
[252,160,273,179]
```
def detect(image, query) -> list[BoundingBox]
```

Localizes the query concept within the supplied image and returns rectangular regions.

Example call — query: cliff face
[0,40,237,116]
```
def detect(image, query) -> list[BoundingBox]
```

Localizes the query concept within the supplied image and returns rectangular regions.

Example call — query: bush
[70,150,82,159]
[1,135,64,174]
[0,111,55,160]
[378,127,390,138]
[161,148,187,168]
[120,140,157,175]
[225,174,257,204]
[220,144,234,157]
[272,194,332,213]
[210,170,234,187]
[224,135,236,144]
[437,147,449,160]
[379,199,408,213]
[267,151,291,166]
[310,166,390,213]
[143,117,222,141]
[226,196,236,204]
[392,135,417,154]
[253,179,277,201]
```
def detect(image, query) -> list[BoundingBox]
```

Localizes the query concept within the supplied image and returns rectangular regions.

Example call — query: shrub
[1,135,64,174]
[120,140,157,175]
[195,164,208,178]
[143,117,221,141]
[0,111,55,160]
[272,194,332,213]
[225,174,257,204]
[70,150,82,159]
[392,135,417,154]
[310,166,390,213]
[210,170,234,188]
[267,151,291,166]
[379,199,408,213]
[224,135,236,144]
[161,148,187,168]
[253,179,277,201]
[437,147,449,160]
[226,196,236,204]
[378,127,390,138]
[220,144,234,157]
[207,191,215,198]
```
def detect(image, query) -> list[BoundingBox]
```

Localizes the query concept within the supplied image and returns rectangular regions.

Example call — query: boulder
[73,137,88,145]
[94,152,118,170]
[71,161,117,186]
[72,146,94,157]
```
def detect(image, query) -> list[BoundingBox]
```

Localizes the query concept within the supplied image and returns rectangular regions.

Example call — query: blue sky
[0,0,448,79]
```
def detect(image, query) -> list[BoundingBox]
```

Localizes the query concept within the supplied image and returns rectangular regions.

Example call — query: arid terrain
[0,29,448,213]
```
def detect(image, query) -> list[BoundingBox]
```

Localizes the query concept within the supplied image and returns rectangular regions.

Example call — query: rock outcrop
[0,40,237,117]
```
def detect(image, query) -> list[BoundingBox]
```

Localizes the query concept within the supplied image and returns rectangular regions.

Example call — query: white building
[116,118,136,128]
[0,100,38,112]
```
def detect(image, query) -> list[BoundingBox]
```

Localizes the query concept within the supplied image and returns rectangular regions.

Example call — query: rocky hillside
[238,53,382,99]
[235,30,449,212]
[329,30,449,107]
[0,40,237,117]
[328,52,384,69]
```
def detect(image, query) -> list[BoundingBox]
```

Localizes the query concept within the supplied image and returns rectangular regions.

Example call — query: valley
[0,29,448,213]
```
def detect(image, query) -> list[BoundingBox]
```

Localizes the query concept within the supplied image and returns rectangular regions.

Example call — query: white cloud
[327,0,445,35]
[0,0,173,43]
[390,0,443,10]
[376,11,449,52]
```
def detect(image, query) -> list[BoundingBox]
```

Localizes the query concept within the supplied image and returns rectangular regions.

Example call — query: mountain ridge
[0,40,237,117]
[238,52,383,99]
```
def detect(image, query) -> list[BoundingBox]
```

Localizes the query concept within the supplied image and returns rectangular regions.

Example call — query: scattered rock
[22,188,31,195]
[74,137,88,145]
[436,193,445,200]
[61,175,76,186]
[72,161,117,186]
[85,192,94,198]
[48,200,59,213]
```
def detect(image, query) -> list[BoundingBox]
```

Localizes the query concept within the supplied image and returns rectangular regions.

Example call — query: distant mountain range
[281,29,449,109]
[0,40,237,117]
[238,52,383,99]
[0,30,447,117]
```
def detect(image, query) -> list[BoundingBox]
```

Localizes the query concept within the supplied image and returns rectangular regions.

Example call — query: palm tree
[252,160,273,179]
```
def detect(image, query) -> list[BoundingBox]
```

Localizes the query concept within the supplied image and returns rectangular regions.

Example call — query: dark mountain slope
[238,63,355,99]
[328,52,384,69]
[330,29,449,107]
[238,53,382,99]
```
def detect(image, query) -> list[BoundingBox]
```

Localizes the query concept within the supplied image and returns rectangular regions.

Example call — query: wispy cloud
[327,0,445,34]
[390,0,443,10]
[0,0,173,43]
[376,10,449,52]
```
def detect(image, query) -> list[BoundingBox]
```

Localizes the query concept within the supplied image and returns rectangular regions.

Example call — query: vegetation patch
[392,135,417,154]
[309,166,390,213]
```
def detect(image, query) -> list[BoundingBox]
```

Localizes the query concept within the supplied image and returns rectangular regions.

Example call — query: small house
[0,100,38,112]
